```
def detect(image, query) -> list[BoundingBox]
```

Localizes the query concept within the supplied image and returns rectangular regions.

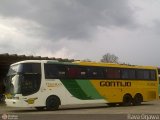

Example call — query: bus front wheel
[46,95,61,111]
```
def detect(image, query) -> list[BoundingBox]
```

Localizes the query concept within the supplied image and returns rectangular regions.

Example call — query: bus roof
[10,60,157,70]
[11,60,58,66]
[74,61,157,69]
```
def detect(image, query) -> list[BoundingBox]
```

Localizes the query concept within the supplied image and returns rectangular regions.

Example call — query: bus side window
[137,70,143,80]
[22,63,41,74]
[150,70,156,80]
[67,67,81,79]
[106,68,120,79]
[121,69,136,80]
[57,65,66,79]
[128,69,136,79]
[121,69,129,79]
[80,67,87,79]
[143,70,150,80]
[136,70,150,80]
[44,64,58,79]
[87,67,104,79]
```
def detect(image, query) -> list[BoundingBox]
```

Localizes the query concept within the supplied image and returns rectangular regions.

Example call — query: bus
[158,68,160,98]
[4,60,159,110]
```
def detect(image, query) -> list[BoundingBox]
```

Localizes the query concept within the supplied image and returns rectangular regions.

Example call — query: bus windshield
[5,63,41,96]
[5,64,22,95]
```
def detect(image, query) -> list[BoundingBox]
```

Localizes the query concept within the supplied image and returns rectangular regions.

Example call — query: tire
[123,94,133,106]
[133,93,143,106]
[46,95,60,111]
[35,107,45,111]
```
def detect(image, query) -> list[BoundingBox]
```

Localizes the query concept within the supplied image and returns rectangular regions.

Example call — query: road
[1,100,160,120]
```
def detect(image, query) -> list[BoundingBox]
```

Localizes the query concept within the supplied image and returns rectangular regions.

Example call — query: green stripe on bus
[60,79,91,100]
[60,79,103,100]
[76,80,103,99]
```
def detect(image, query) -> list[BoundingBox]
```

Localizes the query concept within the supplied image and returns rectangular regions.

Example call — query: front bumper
[5,99,34,107]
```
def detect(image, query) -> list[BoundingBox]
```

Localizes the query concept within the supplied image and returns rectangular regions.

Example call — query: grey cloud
[0,0,136,40]
[152,20,160,35]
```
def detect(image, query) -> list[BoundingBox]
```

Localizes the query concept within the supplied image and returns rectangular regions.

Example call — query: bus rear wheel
[46,95,61,111]
[133,93,143,106]
[123,94,133,106]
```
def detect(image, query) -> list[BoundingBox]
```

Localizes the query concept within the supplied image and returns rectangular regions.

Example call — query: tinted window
[44,64,66,79]
[44,63,157,81]
[21,63,41,96]
[67,66,81,78]
[143,70,150,79]
[22,63,41,74]
[128,69,136,79]
[106,68,120,79]
[87,67,104,79]
[121,69,129,79]
[137,70,143,79]
[44,64,58,79]
[150,70,156,80]
[137,70,150,80]
[45,64,105,79]
[21,74,41,96]
[57,65,66,78]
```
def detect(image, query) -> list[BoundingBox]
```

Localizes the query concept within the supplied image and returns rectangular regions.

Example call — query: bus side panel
[90,80,158,103]
[43,79,107,106]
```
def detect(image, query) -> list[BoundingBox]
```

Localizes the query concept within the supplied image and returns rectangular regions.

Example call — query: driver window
[21,63,41,96]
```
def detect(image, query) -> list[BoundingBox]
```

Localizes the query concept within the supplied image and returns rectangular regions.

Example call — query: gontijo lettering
[100,81,131,87]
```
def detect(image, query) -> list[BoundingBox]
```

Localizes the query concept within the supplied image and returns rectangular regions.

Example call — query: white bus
[5,60,159,110]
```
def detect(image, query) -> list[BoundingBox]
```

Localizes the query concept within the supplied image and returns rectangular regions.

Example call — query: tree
[101,53,119,63]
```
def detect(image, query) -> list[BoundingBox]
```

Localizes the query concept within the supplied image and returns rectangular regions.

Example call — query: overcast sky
[0,0,160,66]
